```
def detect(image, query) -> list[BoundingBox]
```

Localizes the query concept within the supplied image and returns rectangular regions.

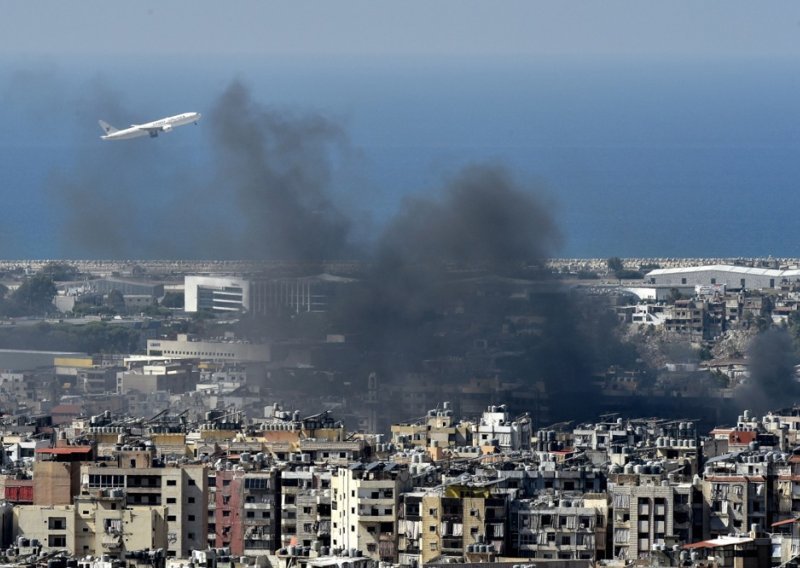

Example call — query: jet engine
[161,124,173,133]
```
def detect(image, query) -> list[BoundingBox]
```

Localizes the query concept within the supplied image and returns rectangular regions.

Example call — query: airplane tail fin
[98,120,118,135]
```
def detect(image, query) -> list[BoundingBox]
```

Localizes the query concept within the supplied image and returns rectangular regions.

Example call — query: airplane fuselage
[99,112,201,140]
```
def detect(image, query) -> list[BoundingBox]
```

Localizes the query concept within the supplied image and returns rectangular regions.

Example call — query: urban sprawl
[1,259,800,568]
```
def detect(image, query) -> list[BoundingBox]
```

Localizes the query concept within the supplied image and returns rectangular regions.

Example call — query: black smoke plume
[10,72,635,423]
[206,81,353,262]
[740,328,800,414]
[333,164,561,352]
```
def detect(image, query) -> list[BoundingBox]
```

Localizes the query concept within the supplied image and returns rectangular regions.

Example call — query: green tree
[161,292,185,309]
[607,257,624,274]
[39,262,79,281]
[11,275,57,315]
[105,289,126,312]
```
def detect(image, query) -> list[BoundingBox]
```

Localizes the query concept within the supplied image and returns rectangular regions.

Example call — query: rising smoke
[206,81,354,262]
[740,328,800,414]
[332,164,561,357]
[9,72,635,422]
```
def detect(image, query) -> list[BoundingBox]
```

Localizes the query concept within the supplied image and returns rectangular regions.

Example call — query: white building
[472,405,532,451]
[184,275,250,313]
[645,265,800,290]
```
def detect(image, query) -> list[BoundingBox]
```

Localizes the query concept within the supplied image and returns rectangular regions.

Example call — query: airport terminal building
[184,274,353,315]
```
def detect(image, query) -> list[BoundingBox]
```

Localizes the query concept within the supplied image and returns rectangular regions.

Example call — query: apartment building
[331,463,411,562]
[80,449,207,557]
[242,470,281,556]
[404,483,510,565]
[510,497,600,561]
[279,467,332,549]
[610,474,696,559]
[391,402,471,449]
[472,405,531,451]
[14,493,167,557]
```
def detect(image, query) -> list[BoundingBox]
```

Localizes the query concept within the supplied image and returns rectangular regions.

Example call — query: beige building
[80,449,207,557]
[409,484,509,564]
[391,402,471,450]
[14,495,167,556]
[147,334,270,363]
[331,463,411,563]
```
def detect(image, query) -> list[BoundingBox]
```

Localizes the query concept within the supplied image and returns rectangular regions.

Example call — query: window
[188,479,196,486]
[167,498,176,504]
[88,474,124,488]
[223,511,231,517]
[681,278,687,285]
[166,480,177,486]
[188,497,195,503]
[48,535,67,548]
[245,477,269,490]
[48,517,67,530]
[188,515,196,521]
[429,508,438,516]
[247,512,255,518]
[167,515,176,521]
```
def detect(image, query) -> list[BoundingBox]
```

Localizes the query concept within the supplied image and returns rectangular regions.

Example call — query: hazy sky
[3,1,800,259]
[2,1,800,59]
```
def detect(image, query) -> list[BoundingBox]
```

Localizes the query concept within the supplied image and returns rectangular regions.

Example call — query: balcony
[358,497,395,506]
[101,534,122,551]
[442,538,462,552]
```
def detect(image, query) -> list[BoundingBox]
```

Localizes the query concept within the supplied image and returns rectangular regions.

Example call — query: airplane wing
[137,124,173,138]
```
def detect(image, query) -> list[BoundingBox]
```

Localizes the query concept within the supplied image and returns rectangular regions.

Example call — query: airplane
[98,112,201,140]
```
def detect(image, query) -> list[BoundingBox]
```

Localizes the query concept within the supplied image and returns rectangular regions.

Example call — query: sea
[1,54,799,260]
